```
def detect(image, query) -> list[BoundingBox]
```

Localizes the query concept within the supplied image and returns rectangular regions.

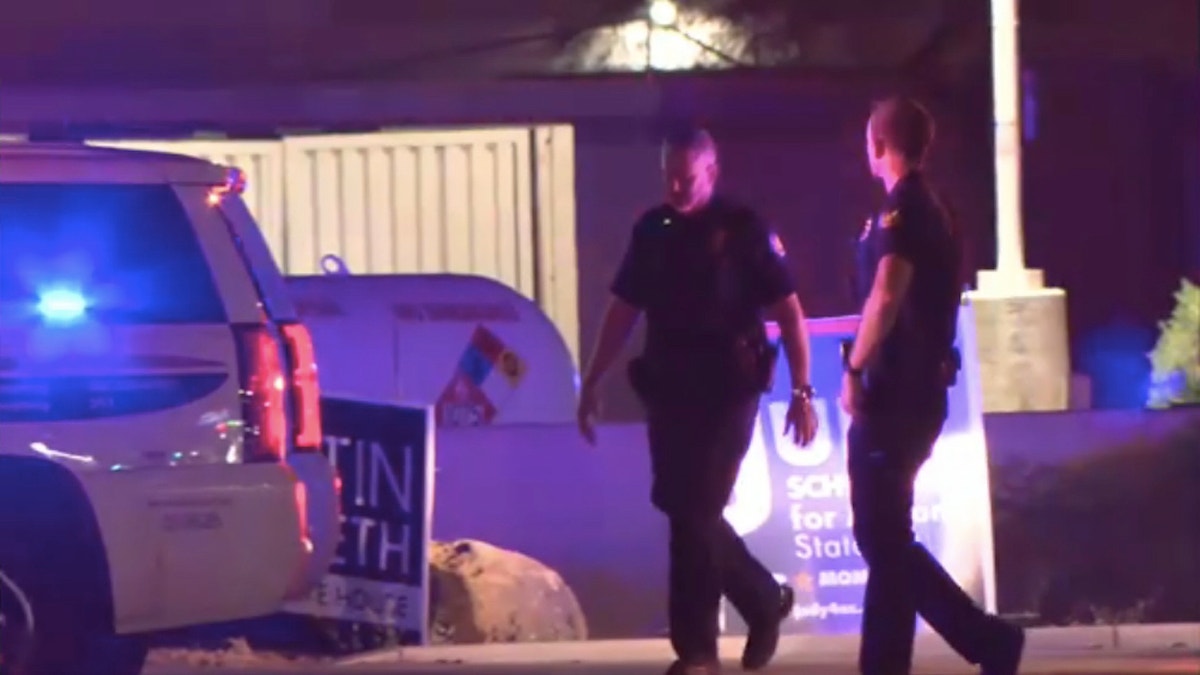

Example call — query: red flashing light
[207,166,248,206]
[235,325,288,463]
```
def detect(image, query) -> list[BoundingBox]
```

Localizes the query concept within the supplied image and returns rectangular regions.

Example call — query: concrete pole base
[963,279,1071,413]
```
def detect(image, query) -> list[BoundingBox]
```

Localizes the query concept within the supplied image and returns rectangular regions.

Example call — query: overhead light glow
[648,0,678,27]
[573,7,744,73]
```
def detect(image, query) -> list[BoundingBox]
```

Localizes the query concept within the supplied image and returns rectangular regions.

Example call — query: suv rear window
[0,183,227,324]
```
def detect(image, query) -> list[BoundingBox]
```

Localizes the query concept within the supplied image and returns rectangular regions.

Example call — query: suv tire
[0,554,147,675]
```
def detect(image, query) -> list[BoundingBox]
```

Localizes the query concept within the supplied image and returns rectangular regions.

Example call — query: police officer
[840,97,1025,675]
[577,126,818,675]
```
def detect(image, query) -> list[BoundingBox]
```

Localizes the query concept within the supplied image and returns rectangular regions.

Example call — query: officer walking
[839,97,1026,675]
[576,126,819,675]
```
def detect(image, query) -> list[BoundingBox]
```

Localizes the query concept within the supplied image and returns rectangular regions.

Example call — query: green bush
[1147,278,1200,408]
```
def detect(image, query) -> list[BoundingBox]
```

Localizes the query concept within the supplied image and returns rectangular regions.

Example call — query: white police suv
[0,142,340,675]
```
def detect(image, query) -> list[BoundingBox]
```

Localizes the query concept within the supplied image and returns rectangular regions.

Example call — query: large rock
[429,539,588,644]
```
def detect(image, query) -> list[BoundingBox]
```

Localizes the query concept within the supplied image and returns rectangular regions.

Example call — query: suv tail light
[234,324,288,463]
[280,322,323,452]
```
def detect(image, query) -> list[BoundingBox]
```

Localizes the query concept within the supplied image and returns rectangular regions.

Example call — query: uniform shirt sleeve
[609,214,652,309]
[875,200,923,265]
[743,210,796,307]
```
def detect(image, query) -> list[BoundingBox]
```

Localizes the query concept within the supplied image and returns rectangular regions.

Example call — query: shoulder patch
[769,231,787,257]
[881,209,901,230]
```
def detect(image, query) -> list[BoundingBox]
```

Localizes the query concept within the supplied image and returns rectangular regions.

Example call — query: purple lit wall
[429,407,1200,638]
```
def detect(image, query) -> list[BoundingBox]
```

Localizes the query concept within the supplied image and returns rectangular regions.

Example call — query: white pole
[968,0,1071,413]
[986,0,1034,290]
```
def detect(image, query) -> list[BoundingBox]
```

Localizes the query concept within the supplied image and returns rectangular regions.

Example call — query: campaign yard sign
[286,397,434,646]
[722,308,996,636]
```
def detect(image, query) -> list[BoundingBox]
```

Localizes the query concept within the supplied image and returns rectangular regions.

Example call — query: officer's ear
[871,136,887,160]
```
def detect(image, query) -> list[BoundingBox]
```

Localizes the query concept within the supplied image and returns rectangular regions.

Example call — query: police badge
[881,209,901,229]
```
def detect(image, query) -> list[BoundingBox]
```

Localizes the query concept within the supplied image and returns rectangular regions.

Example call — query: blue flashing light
[36,288,89,323]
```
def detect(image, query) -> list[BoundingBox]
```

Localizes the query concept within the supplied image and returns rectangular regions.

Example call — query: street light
[648,0,678,27]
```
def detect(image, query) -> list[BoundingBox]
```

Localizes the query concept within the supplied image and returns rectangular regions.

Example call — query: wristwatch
[791,384,815,401]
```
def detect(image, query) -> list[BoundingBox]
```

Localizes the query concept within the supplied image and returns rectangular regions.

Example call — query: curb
[336,623,1200,666]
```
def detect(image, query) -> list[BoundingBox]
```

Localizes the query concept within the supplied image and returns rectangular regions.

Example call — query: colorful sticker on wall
[497,349,528,388]
[434,325,528,427]
[435,371,498,428]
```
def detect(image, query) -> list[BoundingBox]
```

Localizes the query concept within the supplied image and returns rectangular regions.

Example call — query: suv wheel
[0,562,147,675]
[0,568,35,674]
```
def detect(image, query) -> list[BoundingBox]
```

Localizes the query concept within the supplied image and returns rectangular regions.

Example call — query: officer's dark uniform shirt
[855,171,961,403]
[611,195,794,365]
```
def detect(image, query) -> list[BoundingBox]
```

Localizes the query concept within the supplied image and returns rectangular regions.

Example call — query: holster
[839,339,962,388]
[629,336,777,409]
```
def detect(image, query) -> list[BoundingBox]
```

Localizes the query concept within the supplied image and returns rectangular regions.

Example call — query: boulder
[428,539,588,644]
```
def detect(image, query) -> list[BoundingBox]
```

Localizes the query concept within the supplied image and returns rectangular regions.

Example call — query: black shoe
[980,622,1025,675]
[664,659,722,675]
[741,584,794,671]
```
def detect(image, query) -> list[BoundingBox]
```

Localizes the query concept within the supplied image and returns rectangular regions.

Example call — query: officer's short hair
[662,124,717,158]
[869,97,935,165]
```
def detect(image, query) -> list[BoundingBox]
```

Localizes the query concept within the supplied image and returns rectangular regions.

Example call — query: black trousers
[645,396,780,664]
[847,402,999,675]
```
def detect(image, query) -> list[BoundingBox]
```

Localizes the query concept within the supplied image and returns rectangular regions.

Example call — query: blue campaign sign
[721,307,996,636]
[285,397,436,646]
